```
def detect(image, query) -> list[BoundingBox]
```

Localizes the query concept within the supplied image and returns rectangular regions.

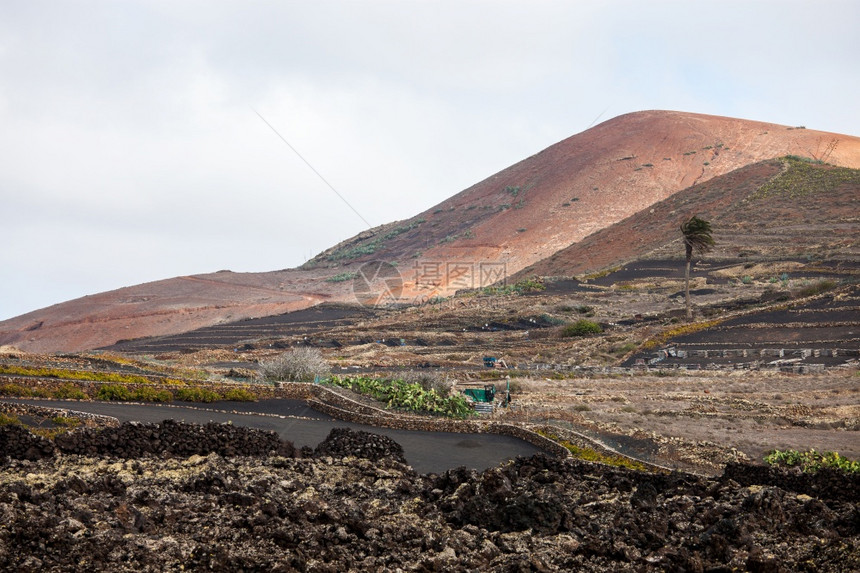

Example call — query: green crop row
[764,449,859,474]
[0,381,255,404]
[0,364,185,386]
[561,319,602,337]
[96,385,174,402]
[325,375,471,418]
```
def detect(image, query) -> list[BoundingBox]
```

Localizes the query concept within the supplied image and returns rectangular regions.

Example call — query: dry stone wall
[1,378,577,461]
[723,461,860,503]
[0,419,297,463]
[0,400,120,427]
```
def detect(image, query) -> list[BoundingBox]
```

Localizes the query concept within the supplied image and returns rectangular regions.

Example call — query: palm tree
[681,215,715,320]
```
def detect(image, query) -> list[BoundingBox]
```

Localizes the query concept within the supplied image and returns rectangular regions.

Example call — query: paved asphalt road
[9,399,543,474]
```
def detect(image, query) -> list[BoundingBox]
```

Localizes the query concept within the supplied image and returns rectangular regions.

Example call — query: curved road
[9,399,543,474]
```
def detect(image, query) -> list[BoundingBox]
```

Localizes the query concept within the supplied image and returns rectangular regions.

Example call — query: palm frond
[681,215,715,255]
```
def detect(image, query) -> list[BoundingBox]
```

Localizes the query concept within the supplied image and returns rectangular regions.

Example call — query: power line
[586,106,611,129]
[253,109,372,229]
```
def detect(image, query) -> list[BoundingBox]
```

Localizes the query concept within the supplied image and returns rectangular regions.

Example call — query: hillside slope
[309,110,860,287]
[0,270,339,354]
[3,110,860,353]
[516,157,860,279]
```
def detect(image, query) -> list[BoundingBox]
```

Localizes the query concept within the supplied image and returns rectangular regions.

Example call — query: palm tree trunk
[684,246,693,321]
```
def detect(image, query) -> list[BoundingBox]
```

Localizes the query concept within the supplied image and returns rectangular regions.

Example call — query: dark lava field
[1,422,858,572]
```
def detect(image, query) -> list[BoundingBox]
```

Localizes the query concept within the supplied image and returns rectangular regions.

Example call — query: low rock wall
[0,419,298,463]
[307,397,570,459]
[1,378,621,464]
[0,400,120,427]
[0,423,55,461]
[723,462,860,503]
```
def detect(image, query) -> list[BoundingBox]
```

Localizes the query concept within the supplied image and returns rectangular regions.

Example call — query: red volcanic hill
[514,157,860,280]
[3,110,860,353]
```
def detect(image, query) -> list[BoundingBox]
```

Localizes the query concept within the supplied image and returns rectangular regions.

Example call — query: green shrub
[133,386,173,403]
[325,271,358,283]
[612,342,638,356]
[796,279,837,298]
[175,387,221,403]
[514,277,545,293]
[96,385,133,401]
[0,383,33,397]
[0,413,21,426]
[95,384,172,402]
[52,383,88,400]
[539,313,566,326]
[51,416,82,428]
[562,319,602,337]
[482,277,545,296]
[222,388,256,402]
[764,449,859,474]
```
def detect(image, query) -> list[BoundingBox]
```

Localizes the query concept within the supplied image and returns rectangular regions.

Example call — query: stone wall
[0,400,120,427]
[0,419,298,463]
[0,377,612,463]
[723,462,860,503]
[305,394,570,459]
[0,424,55,461]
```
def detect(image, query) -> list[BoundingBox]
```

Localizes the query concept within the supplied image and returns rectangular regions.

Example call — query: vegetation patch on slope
[749,156,860,201]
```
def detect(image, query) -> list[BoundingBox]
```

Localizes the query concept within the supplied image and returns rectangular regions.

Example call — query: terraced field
[104,303,376,353]
[626,284,860,370]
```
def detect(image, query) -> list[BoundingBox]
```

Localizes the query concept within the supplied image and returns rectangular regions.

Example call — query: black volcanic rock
[313,427,408,465]
[0,423,55,461]
[0,425,858,571]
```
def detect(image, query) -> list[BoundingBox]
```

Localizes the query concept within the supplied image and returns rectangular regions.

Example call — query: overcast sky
[2,1,858,321]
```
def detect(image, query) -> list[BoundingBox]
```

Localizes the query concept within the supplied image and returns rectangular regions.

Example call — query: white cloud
[1,0,859,320]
